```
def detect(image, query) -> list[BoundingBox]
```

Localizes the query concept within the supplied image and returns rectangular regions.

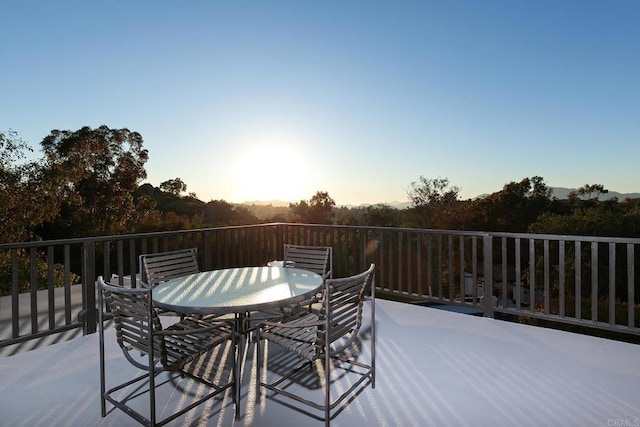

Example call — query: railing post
[482,233,494,318]
[276,223,284,256]
[81,240,97,334]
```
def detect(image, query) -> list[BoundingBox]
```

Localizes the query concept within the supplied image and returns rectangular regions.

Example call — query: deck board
[1,299,639,426]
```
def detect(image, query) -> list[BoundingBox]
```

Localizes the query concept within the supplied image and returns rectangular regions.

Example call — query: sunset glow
[230,134,310,203]
[2,2,639,205]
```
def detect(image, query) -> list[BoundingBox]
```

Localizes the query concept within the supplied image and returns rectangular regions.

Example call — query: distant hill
[548,187,640,200]
[474,187,640,201]
[240,199,413,210]
[241,200,291,207]
[238,188,640,216]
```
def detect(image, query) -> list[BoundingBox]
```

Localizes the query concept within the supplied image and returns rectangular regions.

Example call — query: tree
[407,176,460,228]
[289,191,335,224]
[129,195,164,232]
[160,177,187,195]
[569,184,608,201]
[334,206,364,225]
[203,200,258,226]
[529,175,553,199]
[0,130,59,242]
[529,204,640,302]
[568,184,610,210]
[363,204,402,227]
[470,176,554,232]
[38,126,148,238]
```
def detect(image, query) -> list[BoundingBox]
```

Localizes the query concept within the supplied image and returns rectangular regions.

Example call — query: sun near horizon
[227,132,313,203]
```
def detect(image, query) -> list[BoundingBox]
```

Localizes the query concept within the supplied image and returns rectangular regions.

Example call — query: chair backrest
[321,263,375,355]
[283,244,333,279]
[140,248,199,287]
[97,276,162,369]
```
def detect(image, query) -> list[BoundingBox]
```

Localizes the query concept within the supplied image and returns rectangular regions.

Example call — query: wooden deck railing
[1,223,639,351]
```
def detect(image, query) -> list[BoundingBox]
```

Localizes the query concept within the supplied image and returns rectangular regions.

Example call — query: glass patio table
[152,266,324,411]
[152,266,323,327]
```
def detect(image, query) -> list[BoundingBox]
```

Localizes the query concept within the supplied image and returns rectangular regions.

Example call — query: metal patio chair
[280,244,333,316]
[256,263,376,426]
[250,244,334,329]
[139,248,199,287]
[139,248,201,318]
[283,244,333,279]
[98,276,239,426]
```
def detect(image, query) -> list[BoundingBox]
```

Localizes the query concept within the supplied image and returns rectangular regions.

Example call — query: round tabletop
[152,266,323,315]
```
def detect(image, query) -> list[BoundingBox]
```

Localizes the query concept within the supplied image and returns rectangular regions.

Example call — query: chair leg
[234,329,241,420]
[325,344,330,426]
[98,309,106,417]
[149,353,156,425]
[255,329,261,404]
[371,295,376,389]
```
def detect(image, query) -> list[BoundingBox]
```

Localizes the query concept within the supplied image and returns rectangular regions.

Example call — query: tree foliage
[38,126,149,238]
[363,204,402,227]
[470,176,556,232]
[289,191,336,224]
[0,130,60,242]
[202,200,257,226]
[530,200,640,238]
[407,176,460,228]
[569,183,608,201]
[3,126,640,243]
[160,177,187,195]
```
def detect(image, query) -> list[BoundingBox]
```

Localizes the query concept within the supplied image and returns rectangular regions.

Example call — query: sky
[2,1,639,206]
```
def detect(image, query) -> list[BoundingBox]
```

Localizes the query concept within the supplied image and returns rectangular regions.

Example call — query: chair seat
[160,316,233,371]
[260,312,320,361]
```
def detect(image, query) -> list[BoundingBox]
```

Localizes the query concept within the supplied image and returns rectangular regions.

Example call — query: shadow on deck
[1,299,639,426]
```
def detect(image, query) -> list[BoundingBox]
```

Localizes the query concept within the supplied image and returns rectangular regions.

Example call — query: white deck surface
[1,299,639,426]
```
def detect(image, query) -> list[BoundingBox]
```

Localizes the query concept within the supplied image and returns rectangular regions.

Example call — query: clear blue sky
[2,1,639,205]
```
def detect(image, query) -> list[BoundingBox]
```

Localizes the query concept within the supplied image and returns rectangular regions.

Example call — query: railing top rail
[0,223,282,249]
[3,222,640,249]
[487,231,640,244]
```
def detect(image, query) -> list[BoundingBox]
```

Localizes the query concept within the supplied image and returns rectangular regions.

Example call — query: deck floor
[1,299,639,426]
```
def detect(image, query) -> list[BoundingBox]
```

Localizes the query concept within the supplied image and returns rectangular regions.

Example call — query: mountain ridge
[474,187,640,202]
[239,187,640,210]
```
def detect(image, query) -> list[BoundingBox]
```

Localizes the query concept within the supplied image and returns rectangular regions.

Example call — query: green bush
[0,250,80,297]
